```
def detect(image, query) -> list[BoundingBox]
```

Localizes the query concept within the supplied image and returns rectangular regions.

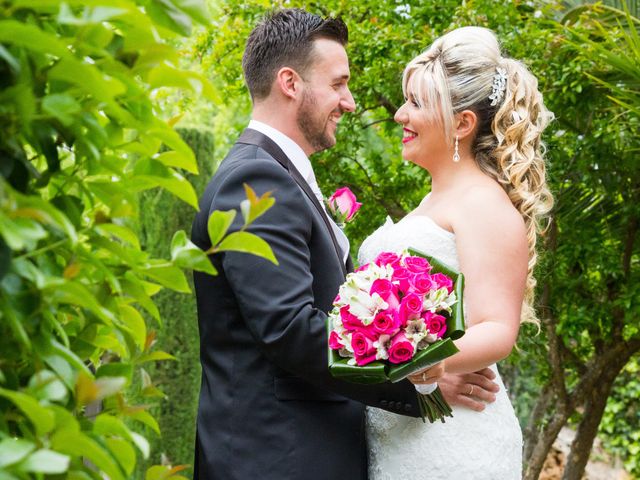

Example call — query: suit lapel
[237,128,347,276]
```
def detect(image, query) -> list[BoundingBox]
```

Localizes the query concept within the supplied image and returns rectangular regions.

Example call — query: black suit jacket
[191,129,421,479]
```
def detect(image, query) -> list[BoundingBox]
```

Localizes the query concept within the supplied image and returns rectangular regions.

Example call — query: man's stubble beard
[296,89,336,153]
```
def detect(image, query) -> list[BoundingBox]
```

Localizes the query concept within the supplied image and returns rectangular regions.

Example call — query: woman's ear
[274,67,302,100]
[455,110,478,140]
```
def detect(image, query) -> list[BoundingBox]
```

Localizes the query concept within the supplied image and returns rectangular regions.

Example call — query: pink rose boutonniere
[326,187,362,227]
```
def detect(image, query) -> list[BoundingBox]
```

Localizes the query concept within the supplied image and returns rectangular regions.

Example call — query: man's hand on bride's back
[439,368,500,412]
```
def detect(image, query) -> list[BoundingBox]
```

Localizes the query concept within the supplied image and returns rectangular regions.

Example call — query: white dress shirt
[248,120,350,263]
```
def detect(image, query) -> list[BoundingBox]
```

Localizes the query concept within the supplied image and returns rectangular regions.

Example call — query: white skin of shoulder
[412,179,528,374]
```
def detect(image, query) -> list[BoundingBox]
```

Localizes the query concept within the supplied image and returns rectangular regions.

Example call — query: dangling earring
[453,135,460,162]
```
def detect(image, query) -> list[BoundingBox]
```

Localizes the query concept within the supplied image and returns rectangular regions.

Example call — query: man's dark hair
[242,9,348,101]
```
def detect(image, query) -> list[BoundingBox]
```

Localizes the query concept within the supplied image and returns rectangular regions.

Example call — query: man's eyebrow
[332,74,350,82]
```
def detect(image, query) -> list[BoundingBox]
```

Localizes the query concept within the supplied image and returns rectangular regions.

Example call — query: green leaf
[48,338,93,378]
[118,304,147,350]
[96,363,133,382]
[96,223,141,250]
[154,150,198,174]
[0,289,32,351]
[147,64,218,102]
[148,123,199,170]
[131,159,199,209]
[51,430,125,480]
[146,464,190,480]
[170,230,216,275]
[17,449,70,474]
[207,210,236,247]
[27,370,68,403]
[12,189,78,245]
[121,275,161,322]
[240,183,275,226]
[170,0,211,24]
[0,21,73,58]
[141,263,191,293]
[0,388,55,436]
[94,377,128,400]
[94,414,149,457]
[216,232,278,265]
[50,195,84,230]
[45,281,116,324]
[147,0,193,36]
[58,3,129,25]
[0,439,36,468]
[136,350,176,364]
[0,44,20,74]
[42,93,81,126]
[41,354,75,391]
[105,438,136,476]
[0,211,48,250]
[0,472,20,480]
[0,237,11,281]
[130,432,150,459]
[128,409,161,435]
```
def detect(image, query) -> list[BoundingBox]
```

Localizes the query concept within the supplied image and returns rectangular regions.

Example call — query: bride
[359,26,554,479]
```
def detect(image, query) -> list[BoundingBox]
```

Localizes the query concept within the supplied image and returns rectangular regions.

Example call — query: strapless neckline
[398,215,455,238]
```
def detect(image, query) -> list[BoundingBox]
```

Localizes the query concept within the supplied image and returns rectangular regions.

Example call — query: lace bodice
[359,215,523,480]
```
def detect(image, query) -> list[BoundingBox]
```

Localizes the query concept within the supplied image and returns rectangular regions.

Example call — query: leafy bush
[0,2,275,478]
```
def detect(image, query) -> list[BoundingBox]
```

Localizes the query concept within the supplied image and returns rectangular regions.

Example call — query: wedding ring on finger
[467,385,475,396]
[422,372,427,382]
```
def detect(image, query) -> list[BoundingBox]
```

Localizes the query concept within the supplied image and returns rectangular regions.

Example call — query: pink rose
[373,252,401,268]
[351,332,377,365]
[354,262,370,272]
[391,265,412,293]
[370,279,400,310]
[403,256,432,274]
[411,274,437,295]
[340,306,363,330]
[387,332,415,364]
[354,352,378,366]
[372,310,401,336]
[430,273,454,293]
[340,306,377,338]
[423,311,447,338]
[329,330,344,350]
[398,292,423,325]
[327,187,362,223]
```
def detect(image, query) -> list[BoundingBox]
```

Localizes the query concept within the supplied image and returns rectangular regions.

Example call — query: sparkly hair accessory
[488,67,508,106]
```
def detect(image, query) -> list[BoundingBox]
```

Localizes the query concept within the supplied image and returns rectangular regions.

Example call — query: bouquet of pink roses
[327,248,465,422]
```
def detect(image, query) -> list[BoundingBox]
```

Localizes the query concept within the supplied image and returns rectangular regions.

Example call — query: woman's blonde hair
[403,26,554,324]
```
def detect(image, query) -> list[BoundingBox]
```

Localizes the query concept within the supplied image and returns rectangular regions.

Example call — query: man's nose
[340,88,356,113]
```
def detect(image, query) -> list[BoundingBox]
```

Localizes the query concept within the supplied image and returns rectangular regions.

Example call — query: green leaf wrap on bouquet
[327,249,466,384]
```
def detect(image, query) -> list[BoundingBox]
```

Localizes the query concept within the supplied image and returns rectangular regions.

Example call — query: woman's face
[394,86,450,168]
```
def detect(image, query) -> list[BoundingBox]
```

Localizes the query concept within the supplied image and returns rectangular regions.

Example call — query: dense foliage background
[1,0,638,479]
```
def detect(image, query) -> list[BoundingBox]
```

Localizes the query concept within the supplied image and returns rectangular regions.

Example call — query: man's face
[296,38,356,153]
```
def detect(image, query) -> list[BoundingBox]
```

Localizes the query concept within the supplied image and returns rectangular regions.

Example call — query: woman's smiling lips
[402,128,417,144]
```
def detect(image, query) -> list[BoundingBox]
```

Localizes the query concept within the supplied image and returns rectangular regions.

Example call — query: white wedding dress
[359,215,523,480]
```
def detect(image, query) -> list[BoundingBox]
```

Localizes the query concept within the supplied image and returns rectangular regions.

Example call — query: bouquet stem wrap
[328,248,465,423]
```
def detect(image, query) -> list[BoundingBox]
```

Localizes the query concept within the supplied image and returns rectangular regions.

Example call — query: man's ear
[455,110,478,140]
[274,67,302,100]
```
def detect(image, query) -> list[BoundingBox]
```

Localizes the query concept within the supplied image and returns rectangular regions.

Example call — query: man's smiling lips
[402,128,417,144]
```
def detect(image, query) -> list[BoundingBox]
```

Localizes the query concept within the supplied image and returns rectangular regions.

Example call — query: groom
[191,8,497,479]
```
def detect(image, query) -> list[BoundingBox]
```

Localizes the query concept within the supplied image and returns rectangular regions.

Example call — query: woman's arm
[444,186,528,374]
